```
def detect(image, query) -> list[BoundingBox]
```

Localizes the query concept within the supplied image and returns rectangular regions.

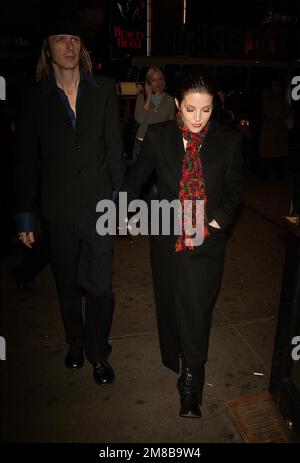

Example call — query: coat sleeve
[134,94,147,124]
[121,125,155,202]
[211,134,243,229]
[104,79,125,191]
[168,95,176,120]
[14,88,39,231]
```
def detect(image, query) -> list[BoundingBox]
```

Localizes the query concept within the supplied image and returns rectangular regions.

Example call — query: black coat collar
[39,71,97,97]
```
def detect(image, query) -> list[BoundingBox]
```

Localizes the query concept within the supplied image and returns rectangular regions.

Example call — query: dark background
[1,1,300,74]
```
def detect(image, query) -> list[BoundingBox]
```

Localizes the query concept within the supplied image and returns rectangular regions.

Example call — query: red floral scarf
[175,110,210,252]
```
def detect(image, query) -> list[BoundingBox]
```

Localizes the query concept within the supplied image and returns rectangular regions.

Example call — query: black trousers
[150,233,225,404]
[47,215,114,364]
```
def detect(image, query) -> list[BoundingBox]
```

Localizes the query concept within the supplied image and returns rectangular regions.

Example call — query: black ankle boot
[177,359,201,418]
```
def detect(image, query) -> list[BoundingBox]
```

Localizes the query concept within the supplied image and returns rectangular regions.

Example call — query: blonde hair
[145,67,165,93]
[36,38,92,81]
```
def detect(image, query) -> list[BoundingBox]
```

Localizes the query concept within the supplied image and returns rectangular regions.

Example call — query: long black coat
[123,119,243,402]
[14,74,124,222]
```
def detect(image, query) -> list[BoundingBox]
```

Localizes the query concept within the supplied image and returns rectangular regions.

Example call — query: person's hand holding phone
[145,82,152,99]
[143,81,152,110]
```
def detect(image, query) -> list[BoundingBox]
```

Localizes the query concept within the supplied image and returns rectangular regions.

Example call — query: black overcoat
[123,119,243,402]
[14,74,124,222]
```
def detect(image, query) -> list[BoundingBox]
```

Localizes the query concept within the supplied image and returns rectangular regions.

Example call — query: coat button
[75,144,80,150]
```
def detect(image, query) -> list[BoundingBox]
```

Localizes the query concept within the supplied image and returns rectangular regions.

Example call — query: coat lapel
[199,121,223,175]
[162,121,185,192]
[43,87,74,133]
[75,80,88,138]
[76,77,102,139]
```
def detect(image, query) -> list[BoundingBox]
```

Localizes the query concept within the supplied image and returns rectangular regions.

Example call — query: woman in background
[133,66,175,162]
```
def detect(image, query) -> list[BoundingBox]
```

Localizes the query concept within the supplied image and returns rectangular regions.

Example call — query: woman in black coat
[123,74,243,418]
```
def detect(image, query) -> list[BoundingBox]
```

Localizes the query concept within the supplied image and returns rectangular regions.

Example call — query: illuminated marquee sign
[110,1,147,59]
[113,26,144,49]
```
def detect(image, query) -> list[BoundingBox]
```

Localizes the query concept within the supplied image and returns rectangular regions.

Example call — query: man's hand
[18,232,35,248]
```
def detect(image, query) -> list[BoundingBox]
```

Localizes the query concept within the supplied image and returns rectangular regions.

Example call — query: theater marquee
[110,1,147,59]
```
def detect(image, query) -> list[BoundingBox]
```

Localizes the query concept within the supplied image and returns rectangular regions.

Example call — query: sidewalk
[0,179,294,443]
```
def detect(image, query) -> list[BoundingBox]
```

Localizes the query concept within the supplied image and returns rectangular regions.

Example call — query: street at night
[0,177,297,442]
[1,0,300,450]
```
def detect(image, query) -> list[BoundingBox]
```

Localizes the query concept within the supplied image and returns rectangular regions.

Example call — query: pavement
[0,172,297,443]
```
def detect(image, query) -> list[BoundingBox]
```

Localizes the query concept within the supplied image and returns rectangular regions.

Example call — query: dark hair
[176,72,216,104]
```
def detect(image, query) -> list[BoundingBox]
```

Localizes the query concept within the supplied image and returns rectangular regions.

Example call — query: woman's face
[176,91,213,133]
[149,72,163,94]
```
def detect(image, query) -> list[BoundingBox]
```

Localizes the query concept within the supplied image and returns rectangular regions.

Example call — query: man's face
[48,35,81,71]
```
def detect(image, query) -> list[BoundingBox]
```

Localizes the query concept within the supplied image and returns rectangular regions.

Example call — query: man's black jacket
[14,74,124,225]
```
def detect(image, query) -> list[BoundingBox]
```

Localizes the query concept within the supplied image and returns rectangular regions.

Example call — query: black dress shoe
[177,369,201,418]
[65,346,85,369]
[93,360,114,385]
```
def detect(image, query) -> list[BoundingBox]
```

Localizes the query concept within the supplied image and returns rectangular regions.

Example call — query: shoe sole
[180,411,201,418]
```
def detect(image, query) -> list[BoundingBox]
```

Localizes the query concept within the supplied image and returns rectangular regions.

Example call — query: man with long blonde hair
[14,18,124,386]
